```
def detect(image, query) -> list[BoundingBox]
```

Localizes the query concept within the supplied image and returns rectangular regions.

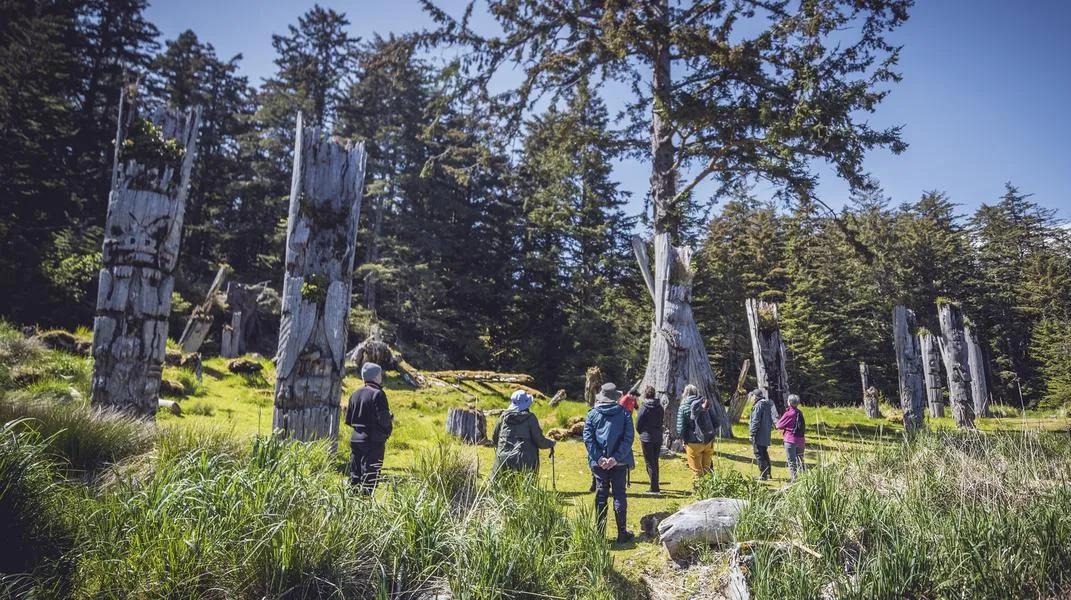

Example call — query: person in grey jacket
[748,389,774,480]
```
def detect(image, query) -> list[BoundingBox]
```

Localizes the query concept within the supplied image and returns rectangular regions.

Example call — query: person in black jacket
[344,362,393,494]
[634,386,664,495]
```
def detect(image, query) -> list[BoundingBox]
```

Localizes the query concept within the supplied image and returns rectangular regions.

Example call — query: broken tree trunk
[965,325,990,418]
[224,282,260,355]
[634,234,731,439]
[220,311,241,358]
[90,92,201,419]
[445,407,487,444]
[919,330,944,418]
[937,300,974,428]
[745,299,790,415]
[348,323,394,369]
[178,264,229,354]
[860,362,882,418]
[726,359,752,424]
[584,366,603,407]
[892,306,926,433]
[272,114,366,445]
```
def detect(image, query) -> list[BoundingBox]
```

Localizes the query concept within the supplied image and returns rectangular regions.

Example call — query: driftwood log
[965,325,990,418]
[937,301,974,428]
[272,114,366,444]
[633,234,730,439]
[178,265,229,354]
[860,362,882,418]
[445,407,487,444]
[892,306,926,432]
[745,299,790,415]
[726,359,752,424]
[919,330,944,417]
[90,92,201,418]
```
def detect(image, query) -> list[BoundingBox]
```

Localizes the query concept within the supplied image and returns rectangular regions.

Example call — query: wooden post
[178,264,229,353]
[220,311,241,358]
[892,306,926,433]
[726,359,752,424]
[224,282,260,355]
[919,330,944,418]
[745,299,790,415]
[937,300,974,428]
[445,407,487,444]
[860,362,881,418]
[272,114,366,444]
[965,325,990,418]
[90,92,201,418]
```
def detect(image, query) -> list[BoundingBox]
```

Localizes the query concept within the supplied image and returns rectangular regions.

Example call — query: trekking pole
[550,448,557,492]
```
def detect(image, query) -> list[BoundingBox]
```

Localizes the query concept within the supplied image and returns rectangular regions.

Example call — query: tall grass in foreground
[735,430,1071,599]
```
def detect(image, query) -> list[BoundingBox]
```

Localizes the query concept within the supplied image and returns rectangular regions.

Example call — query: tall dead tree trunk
[220,311,241,358]
[90,93,201,418]
[726,359,752,424]
[223,282,260,355]
[964,325,990,418]
[584,366,603,407]
[937,301,974,428]
[892,306,926,433]
[919,330,944,418]
[745,299,790,415]
[860,362,881,418]
[178,264,229,353]
[272,114,366,444]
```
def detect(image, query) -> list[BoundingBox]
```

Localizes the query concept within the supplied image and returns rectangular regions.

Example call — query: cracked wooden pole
[860,362,881,418]
[178,264,229,353]
[937,300,974,428]
[726,359,752,424]
[965,325,990,418]
[919,329,944,418]
[745,299,790,416]
[224,282,261,355]
[272,113,366,445]
[90,92,200,418]
[220,310,241,358]
[892,306,926,433]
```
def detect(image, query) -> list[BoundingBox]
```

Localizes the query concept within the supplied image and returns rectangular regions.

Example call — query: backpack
[691,399,717,444]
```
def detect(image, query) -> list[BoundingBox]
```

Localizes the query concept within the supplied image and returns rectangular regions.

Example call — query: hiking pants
[685,441,714,478]
[593,466,628,536]
[348,441,385,494]
[641,440,661,492]
[785,442,805,482]
[753,444,771,480]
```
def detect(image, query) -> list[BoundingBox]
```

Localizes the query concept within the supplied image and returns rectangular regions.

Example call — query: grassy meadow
[2,321,1071,598]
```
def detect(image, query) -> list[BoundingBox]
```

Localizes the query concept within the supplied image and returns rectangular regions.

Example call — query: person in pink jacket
[775,394,806,482]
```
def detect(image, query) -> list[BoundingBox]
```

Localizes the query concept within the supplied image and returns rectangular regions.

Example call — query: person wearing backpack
[748,389,774,480]
[675,384,717,479]
[634,386,664,494]
[582,382,636,543]
[776,393,807,482]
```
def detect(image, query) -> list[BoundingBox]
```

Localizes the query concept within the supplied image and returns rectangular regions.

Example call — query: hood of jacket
[594,401,626,418]
[641,398,660,409]
[501,407,534,425]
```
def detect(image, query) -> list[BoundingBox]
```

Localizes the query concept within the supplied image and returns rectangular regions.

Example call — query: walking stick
[550,447,557,491]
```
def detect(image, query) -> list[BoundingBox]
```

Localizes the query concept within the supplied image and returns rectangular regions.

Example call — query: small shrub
[695,467,766,500]
[187,401,214,417]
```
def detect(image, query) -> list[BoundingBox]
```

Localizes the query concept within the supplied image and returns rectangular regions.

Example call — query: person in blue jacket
[583,382,636,543]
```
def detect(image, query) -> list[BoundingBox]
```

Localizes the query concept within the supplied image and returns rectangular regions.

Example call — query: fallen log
[179,264,230,354]
[428,371,535,385]
[158,399,181,416]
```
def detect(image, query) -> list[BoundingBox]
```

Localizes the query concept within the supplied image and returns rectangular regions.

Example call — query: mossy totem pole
[937,299,974,428]
[273,114,366,444]
[90,92,200,418]
[918,329,944,418]
[892,306,926,433]
[745,298,789,416]
[964,325,990,418]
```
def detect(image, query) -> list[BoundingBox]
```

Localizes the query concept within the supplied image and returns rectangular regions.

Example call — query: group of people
[341,362,807,542]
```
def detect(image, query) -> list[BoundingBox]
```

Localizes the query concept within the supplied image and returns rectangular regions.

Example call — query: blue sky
[145,0,1070,221]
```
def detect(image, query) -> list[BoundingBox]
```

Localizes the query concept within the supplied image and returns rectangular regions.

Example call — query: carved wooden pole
[937,300,974,428]
[860,362,881,418]
[892,306,926,433]
[726,359,752,424]
[178,264,229,353]
[745,299,790,415]
[90,93,200,418]
[919,330,944,418]
[272,114,366,444]
[965,325,990,418]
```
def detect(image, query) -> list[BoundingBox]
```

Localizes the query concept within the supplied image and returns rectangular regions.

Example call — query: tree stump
[220,311,241,358]
[224,282,260,355]
[726,359,752,424]
[348,324,395,369]
[584,366,603,407]
[860,362,881,418]
[919,330,944,418]
[892,306,926,433]
[90,92,201,419]
[445,407,487,444]
[178,264,229,353]
[965,325,990,418]
[272,114,366,445]
[745,298,789,416]
[937,300,974,428]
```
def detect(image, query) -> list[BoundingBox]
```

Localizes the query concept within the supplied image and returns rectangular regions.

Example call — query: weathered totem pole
[860,362,881,418]
[892,306,926,432]
[937,300,974,428]
[745,299,790,416]
[90,93,201,418]
[178,264,229,353]
[964,325,990,418]
[272,114,366,444]
[918,330,944,417]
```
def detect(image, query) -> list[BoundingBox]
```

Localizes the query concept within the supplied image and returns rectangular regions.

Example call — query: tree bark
[860,362,881,418]
[272,113,366,445]
[178,264,229,353]
[726,359,752,424]
[445,407,487,445]
[90,93,201,419]
[745,299,790,415]
[965,325,990,418]
[892,306,926,433]
[937,301,974,428]
[919,331,944,418]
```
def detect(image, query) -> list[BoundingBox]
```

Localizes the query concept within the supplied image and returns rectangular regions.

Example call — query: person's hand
[548,446,555,458]
[603,457,618,470]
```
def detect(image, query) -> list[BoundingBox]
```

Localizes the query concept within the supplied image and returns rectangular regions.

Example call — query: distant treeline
[1,3,1067,407]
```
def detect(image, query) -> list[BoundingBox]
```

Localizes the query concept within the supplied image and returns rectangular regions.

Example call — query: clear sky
[145,0,1070,221]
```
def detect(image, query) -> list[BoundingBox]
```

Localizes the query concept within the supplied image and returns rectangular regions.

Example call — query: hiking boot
[643,488,661,496]
[616,530,635,543]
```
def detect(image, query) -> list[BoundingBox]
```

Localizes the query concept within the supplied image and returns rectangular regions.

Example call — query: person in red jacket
[775,394,806,482]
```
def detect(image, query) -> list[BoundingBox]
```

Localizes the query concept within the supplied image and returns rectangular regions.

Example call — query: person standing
[676,384,717,480]
[490,390,556,479]
[748,389,774,480]
[344,362,393,494]
[776,394,807,482]
[634,385,664,494]
[583,383,636,543]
